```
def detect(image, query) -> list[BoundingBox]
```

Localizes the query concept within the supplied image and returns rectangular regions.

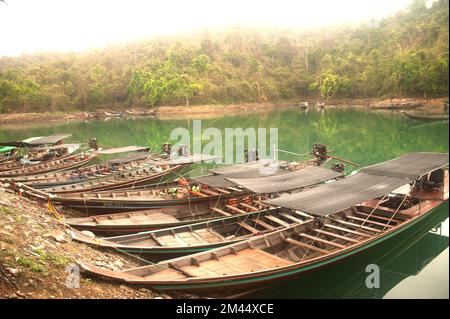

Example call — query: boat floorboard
[181,264,218,277]
[92,212,180,226]
[163,248,295,279]
[158,235,186,246]
[121,238,157,246]
[194,229,224,243]
[144,268,187,280]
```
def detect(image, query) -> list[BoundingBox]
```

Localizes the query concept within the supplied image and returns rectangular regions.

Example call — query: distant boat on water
[402,111,449,121]
[298,101,309,109]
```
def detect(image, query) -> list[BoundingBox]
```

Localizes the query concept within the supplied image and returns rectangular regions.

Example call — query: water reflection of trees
[0,108,448,169]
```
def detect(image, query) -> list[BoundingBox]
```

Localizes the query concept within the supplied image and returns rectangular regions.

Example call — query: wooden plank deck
[144,268,188,280]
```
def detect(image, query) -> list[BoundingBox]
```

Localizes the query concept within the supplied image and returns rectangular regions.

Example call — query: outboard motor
[89,138,99,150]
[162,142,172,155]
[177,144,189,157]
[331,163,345,173]
[311,143,328,165]
[244,149,259,163]
[419,169,444,190]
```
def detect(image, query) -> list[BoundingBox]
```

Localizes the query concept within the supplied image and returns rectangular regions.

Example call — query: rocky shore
[0,97,447,123]
[0,187,193,299]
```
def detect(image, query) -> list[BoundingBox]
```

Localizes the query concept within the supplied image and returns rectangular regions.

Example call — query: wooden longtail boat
[64,165,342,232]
[402,111,449,120]
[49,180,247,214]
[0,134,75,172]
[77,152,449,297]
[0,134,73,149]
[65,196,269,234]
[38,163,185,194]
[0,152,97,177]
[47,165,342,215]
[16,163,185,200]
[26,143,81,160]
[0,149,73,172]
[69,207,312,260]
[0,156,21,169]
[1,152,153,186]
[14,154,220,195]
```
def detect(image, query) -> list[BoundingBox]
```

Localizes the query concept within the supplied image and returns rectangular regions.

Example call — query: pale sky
[0,0,417,57]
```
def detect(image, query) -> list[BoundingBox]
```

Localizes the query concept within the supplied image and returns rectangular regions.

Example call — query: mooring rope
[359,193,390,228]
[382,180,417,231]
[299,221,326,263]
[110,247,172,271]
[277,148,310,157]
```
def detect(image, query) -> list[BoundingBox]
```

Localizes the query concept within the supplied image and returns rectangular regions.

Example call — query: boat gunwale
[12,153,157,185]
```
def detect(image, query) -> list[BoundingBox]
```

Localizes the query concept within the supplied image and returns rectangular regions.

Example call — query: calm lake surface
[0,107,448,298]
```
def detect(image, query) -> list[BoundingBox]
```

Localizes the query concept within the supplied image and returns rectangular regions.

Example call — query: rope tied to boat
[381,179,418,231]
[233,204,264,238]
[299,218,327,262]
[82,195,89,217]
[114,247,171,270]
[47,198,62,220]
[277,148,310,157]
[359,193,390,228]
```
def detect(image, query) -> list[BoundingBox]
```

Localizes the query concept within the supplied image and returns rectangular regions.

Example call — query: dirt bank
[0,187,192,299]
[0,97,447,123]
[329,97,447,112]
[0,102,294,124]
[155,102,295,119]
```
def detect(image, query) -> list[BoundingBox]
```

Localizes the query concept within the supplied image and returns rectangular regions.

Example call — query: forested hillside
[0,0,448,113]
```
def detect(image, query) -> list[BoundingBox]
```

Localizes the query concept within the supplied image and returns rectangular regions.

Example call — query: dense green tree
[0,0,448,113]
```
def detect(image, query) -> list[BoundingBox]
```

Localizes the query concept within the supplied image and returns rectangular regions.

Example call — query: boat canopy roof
[21,136,44,144]
[97,146,150,155]
[192,175,237,188]
[0,134,72,148]
[207,160,288,175]
[360,152,449,180]
[148,154,220,166]
[27,134,72,145]
[32,143,80,151]
[265,172,409,216]
[0,136,43,148]
[227,166,342,193]
[105,152,150,165]
[265,152,448,217]
[192,160,295,188]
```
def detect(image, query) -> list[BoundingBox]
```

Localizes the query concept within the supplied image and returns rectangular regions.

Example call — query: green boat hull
[146,203,446,295]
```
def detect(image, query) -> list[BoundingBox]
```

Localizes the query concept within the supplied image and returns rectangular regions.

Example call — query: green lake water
[0,107,448,298]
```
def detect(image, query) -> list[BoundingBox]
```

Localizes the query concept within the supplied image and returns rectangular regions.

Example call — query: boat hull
[68,215,225,234]
[403,111,449,120]
[47,164,185,194]
[0,153,97,177]
[154,201,447,296]
[80,199,447,297]
[58,195,224,215]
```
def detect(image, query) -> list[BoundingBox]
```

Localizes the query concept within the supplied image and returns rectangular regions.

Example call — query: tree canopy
[0,0,448,113]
